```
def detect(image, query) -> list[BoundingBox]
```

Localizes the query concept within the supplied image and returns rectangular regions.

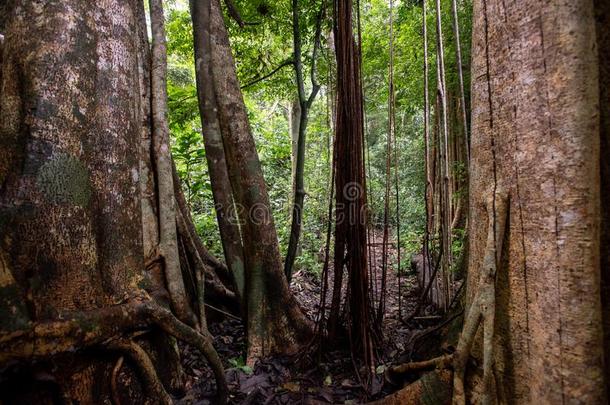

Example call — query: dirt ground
[177,232,447,404]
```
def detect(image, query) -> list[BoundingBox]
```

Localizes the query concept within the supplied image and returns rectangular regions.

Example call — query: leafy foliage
[164,0,472,275]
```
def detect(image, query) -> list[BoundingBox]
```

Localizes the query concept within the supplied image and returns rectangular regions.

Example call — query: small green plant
[228,356,253,375]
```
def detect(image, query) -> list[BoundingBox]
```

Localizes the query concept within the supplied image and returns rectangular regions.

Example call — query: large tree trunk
[207,0,312,363]
[0,0,226,402]
[595,1,610,399]
[466,0,606,402]
[0,1,145,400]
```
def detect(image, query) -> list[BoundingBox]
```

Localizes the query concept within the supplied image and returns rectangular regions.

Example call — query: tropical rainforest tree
[2,0,609,403]
[0,0,230,402]
[196,0,312,363]
[390,1,610,403]
[463,0,608,402]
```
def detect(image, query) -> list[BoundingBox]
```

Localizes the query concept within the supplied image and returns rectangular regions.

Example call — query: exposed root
[389,354,454,376]
[368,370,453,405]
[172,165,237,293]
[452,189,508,405]
[108,339,172,405]
[0,299,228,404]
[111,356,124,405]
[386,189,508,405]
[173,166,240,316]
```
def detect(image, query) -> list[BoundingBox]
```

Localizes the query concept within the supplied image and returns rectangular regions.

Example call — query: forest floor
[177,232,446,404]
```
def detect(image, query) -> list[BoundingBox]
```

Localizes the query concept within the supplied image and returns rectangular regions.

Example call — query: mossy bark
[0,2,143,400]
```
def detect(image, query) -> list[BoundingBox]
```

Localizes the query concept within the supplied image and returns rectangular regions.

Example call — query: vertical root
[108,339,172,405]
[388,189,508,405]
[452,189,508,405]
[111,356,124,405]
[146,303,228,404]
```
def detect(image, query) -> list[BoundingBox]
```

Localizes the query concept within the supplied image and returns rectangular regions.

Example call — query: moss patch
[36,153,91,207]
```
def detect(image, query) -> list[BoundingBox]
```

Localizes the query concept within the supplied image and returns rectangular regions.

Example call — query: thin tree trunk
[207,0,312,362]
[450,0,469,163]
[190,0,246,301]
[422,0,433,308]
[289,98,301,197]
[150,0,195,326]
[135,2,185,393]
[378,0,396,324]
[284,0,323,281]
[434,0,452,311]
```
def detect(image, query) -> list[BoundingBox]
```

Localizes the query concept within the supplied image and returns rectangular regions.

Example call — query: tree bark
[149,0,196,327]
[207,0,312,363]
[466,0,605,402]
[0,0,226,401]
[289,98,302,193]
[190,0,246,301]
[0,1,147,400]
[595,1,610,400]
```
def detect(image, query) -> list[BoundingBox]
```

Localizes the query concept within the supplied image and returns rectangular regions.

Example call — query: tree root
[387,189,508,405]
[389,354,454,376]
[111,356,125,405]
[0,299,228,404]
[369,370,453,405]
[108,339,173,405]
[173,166,240,317]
